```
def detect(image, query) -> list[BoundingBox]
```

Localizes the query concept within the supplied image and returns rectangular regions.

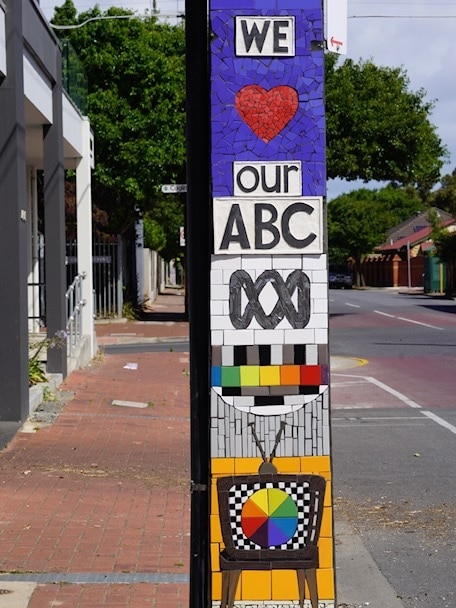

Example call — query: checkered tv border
[217,474,326,562]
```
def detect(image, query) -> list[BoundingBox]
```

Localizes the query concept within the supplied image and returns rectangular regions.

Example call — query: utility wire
[349,14,456,18]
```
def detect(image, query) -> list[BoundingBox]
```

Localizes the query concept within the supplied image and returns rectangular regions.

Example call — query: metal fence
[92,240,123,318]
[65,272,86,356]
[66,239,123,319]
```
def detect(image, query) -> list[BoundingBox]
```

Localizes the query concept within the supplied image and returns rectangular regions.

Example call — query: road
[329,288,456,608]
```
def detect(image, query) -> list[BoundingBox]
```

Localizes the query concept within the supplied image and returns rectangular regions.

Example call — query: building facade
[0,0,95,422]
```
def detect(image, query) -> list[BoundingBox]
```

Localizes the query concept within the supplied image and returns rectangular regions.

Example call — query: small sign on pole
[161,184,187,194]
[325,0,348,55]
[180,226,186,247]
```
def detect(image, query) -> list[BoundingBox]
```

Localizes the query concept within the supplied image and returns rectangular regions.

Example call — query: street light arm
[48,13,184,30]
[49,14,138,30]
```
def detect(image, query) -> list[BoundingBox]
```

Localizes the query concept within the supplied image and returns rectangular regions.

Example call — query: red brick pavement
[0,291,191,607]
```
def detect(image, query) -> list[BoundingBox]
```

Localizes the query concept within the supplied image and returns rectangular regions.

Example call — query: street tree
[325,54,448,198]
[328,186,424,285]
[429,208,456,296]
[52,1,186,238]
[430,168,456,216]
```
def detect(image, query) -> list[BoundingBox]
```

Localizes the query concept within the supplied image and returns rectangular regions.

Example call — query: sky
[40,1,456,199]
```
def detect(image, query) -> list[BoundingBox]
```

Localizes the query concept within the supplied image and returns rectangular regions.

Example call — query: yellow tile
[240,365,260,386]
[240,570,271,600]
[271,570,299,600]
[320,507,333,538]
[210,514,223,544]
[316,567,335,600]
[211,483,219,515]
[272,457,301,472]
[234,457,263,474]
[318,537,334,569]
[324,482,332,507]
[300,456,331,474]
[210,542,220,572]
[259,365,281,386]
[212,571,222,600]
[211,458,236,475]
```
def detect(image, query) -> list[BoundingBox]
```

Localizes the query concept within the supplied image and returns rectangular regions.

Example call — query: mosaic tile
[209,2,333,606]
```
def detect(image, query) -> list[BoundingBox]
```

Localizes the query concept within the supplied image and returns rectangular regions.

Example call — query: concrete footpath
[0,289,403,608]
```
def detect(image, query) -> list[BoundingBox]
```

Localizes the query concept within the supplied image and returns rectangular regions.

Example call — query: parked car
[328,264,353,289]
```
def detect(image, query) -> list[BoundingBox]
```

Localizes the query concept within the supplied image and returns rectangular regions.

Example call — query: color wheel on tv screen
[241,488,298,547]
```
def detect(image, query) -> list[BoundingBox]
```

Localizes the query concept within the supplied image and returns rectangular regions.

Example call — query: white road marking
[396,316,443,330]
[331,380,367,387]
[373,309,442,329]
[374,310,395,317]
[334,373,422,408]
[333,372,456,436]
[332,422,428,428]
[366,376,423,408]
[345,303,360,308]
[421,411,456,436]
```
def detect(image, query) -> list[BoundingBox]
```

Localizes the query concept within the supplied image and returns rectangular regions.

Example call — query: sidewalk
[0,289,403,608]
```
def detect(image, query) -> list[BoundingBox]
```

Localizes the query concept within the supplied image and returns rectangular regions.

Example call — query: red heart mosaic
[235,85,299,142]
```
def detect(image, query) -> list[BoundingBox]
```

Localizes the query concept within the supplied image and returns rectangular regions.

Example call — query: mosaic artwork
[209,2,334,607]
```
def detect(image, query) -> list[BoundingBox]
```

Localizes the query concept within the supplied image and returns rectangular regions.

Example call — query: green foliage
[52,2,186,236]
[429,207,456,296]
[429,208,456,264]
[433,231,456,264]
[29,331,67,386]
[328,185,424,274]
[122,300,140,320]
[143,214,166,251]
[150,196,185,261]
[325,55,448,197]
[430,168,456,216]
[29,359,48,386]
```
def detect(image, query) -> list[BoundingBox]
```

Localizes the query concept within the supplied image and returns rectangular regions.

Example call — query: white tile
[241,255,273,270]
[211,315,236,330]
[210,269,224,285]
[211,330,224,345]
[300,254,327,271]
[323,408,329,428]
[254,329,284,344]
[211,255,241,270]
[306,344,318,364]
[271,344,283,364]
[315,328,328,343]
[323,431,330,455]
[223,268,237,283]
[223,329,255,345]
[211,283,229,300]
[210,300,224,315]
[306,313,328,330]
[284,328,315,344]
[311,283,328,299]
[312,298,328,313]
[221,345,234,365]
[272,255,302,269]
[310,269,328,283]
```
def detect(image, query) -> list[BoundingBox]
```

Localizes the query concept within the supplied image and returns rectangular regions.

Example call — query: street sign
[325,0,348,55]
[161,184,187,194]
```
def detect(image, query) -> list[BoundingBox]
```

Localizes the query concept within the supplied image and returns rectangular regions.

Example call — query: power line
[349,14,456,18]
